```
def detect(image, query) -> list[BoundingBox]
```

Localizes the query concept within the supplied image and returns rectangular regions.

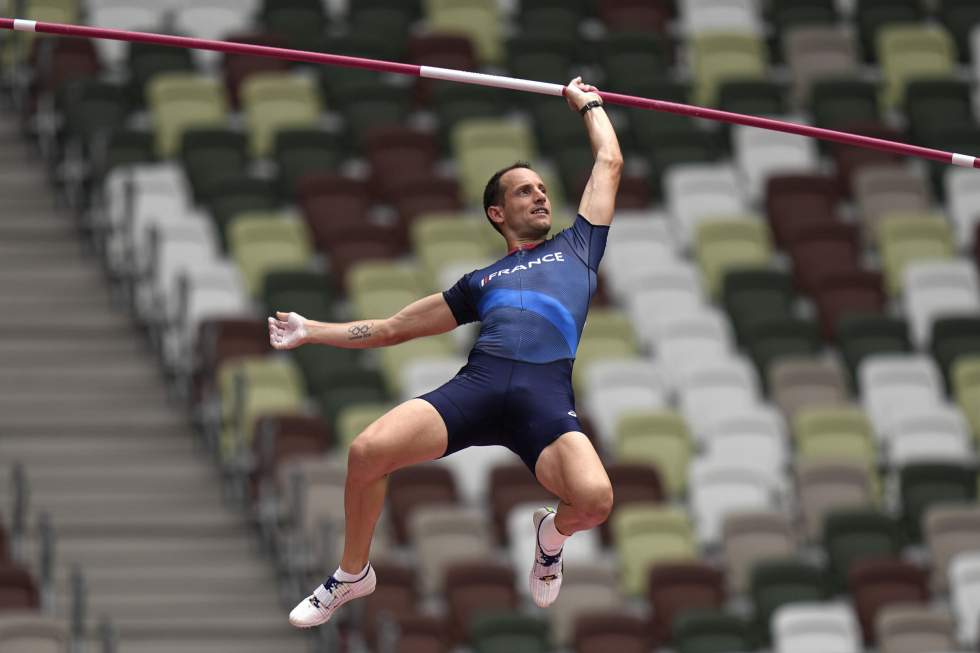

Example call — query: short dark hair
[482,161,533,233]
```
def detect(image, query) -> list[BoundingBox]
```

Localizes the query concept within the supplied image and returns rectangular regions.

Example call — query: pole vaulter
[2,16,977,169]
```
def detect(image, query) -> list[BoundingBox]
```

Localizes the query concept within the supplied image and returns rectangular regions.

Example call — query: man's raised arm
[567,77,624,227]
[269,292,458,350]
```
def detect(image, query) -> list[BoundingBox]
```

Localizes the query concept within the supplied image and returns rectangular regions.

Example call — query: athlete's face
[496,168,551,239]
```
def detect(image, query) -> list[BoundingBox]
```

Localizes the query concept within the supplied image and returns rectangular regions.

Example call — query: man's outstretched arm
[269,292,458,350]
[567,77,624,227]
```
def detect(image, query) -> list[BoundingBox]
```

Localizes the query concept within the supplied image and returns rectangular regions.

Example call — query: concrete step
[0,369,166,395]
[0,463,216,494]
[0,433,195,461]
[26,534,260,569]
[85,636,311,653]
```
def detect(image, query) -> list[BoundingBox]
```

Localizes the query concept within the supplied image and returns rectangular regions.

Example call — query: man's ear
[487,204,505,228]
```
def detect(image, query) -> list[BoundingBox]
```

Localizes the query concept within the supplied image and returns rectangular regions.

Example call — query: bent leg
[340,398,448,573]
[534,431,614,536]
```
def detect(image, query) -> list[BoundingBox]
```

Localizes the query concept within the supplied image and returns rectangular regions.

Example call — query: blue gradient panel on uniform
[478,289,579,358]
[443,214,609,363]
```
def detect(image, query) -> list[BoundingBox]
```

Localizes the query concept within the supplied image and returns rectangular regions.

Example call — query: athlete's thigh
[533,431,611,502]
[349,398,449,476]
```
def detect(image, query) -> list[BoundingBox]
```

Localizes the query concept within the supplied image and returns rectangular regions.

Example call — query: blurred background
[2,0,980,652]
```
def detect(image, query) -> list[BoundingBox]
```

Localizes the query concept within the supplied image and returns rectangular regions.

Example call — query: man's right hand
[269,311,308,350]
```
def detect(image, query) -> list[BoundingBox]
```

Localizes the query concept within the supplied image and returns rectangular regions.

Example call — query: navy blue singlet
[419,214,609,472]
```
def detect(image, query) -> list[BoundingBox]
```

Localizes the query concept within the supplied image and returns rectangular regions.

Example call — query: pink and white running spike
[2,16,978,169]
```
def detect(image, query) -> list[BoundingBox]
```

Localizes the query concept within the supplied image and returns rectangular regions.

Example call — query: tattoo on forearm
[348,323,372,340]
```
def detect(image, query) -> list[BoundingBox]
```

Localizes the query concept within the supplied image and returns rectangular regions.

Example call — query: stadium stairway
[0,112,311,652]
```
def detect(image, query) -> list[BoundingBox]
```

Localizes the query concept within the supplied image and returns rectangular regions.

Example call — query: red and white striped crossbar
[3,16,978,169]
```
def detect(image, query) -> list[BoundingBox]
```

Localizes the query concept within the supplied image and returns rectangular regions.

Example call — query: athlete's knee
[572,480,614,527]
[346,431,389,482]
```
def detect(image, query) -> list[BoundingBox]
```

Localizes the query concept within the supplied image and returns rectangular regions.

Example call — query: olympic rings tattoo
[348,323,372,340]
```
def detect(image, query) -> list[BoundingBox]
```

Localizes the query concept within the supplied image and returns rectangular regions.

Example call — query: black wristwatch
[579,100,604,116]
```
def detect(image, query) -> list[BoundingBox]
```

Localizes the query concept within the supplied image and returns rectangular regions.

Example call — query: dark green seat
[771,0,837,33]
[333,82,411,149]
[822,509,902,591]
[348,7,414,59]
[836,315,911,387]
[628,81,697,152]
[674,610,755,653]
[648,129,724,198]
[292,345,383,399]
[744,317,822,380]
[938,0,980,61]
[597,32,671,94]
[470,612,550,653]
[855,0,923,63]
[273,128,344,200]
[904,79,974,143]
[920,126,980,195]
[750,559,828,642]
[529,97,589,154]
[718,80,786,117]
[317,35,400,99]
[319,384,390,433]
[811,79,880,130]
[721,269,796,345]
[262,270,335,323]
[57,79,130,153]
[554,144,595,203]
[260,0,328,50]
[203,176,279,250]
[518,0,589,39]
[179,128,249,202]
[900,463,978,542]
[127,42,195,106]
[931,317,980,392]
[431,82,506,138]
[507,33,577,86]
[94,130,156,180]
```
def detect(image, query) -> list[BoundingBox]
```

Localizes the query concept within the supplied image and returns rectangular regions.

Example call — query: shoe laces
[537,548,562,567]
[323,576,341,594]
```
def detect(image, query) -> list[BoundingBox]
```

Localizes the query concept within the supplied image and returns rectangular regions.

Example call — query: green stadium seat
[147,72,227,159]
[749,559,828,641]
[470,612,550,653]
[128,41,197,106]
[903,79,974,143]
[179,127,248,202]
[425,0,504,65]
[743,317,821,380]
[857,0,924,63]
[938,0,980,61]
[262,270,334,323]
[273,128,345,200]
[721,269,796,345]
[810,79,880,131]
[240,71,322,159]
[597,32,671,95]
[900,463,978,542]
[952,355,980,439]
[930,317,980,392]
[690,33,767,107]
[878,214,954,295]
[836,315,912,387]
[877,25,956,109]
[204,175,280,250]
[259,0,328,50]
[226,211,315,297]
[823,509,903,591]
[612,504,696,596]
[615,410,692,497]
[673,610,755,653]
[793,405,877,468]
[694,219,773,297]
